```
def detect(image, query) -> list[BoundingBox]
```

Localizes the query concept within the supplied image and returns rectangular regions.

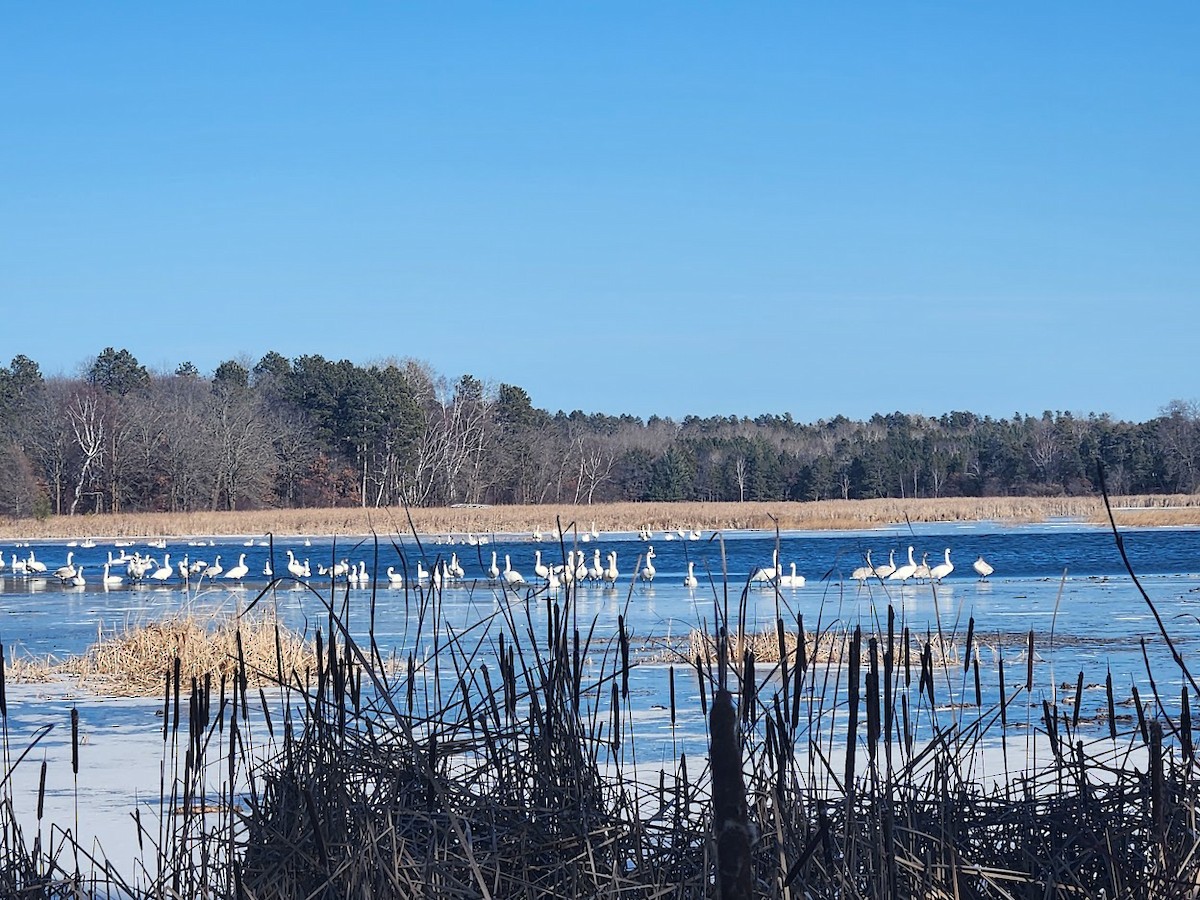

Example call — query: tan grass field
[2,495,1199,541]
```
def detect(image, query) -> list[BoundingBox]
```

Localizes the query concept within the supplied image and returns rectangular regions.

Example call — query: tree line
[0,347,1195,517]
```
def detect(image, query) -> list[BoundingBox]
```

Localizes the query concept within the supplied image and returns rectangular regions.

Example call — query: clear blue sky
[3,3,1197,423]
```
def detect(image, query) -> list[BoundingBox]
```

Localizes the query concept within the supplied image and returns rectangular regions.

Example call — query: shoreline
[2,494,1200,541]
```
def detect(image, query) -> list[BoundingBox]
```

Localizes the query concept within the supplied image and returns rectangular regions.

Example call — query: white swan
[224,553,249,580]
[150,554,173,581]
[555,557,572,584]
[53,552,76,581]
[889,546,917,582]
[589,549,604,581]
[533,550,549,581]
[913,552,932,582]
[502,555,525,586]
[850,550,874,583]
[973,555,994,579]
[286,550,306,579]
[487,551,500,581]
[873,550,897,580]
[102,563,124,587]
[207,555,224,578]
[70,566,86,588]
[640,547,656,582]
[386,566,404,585]
[27,551,47,574]
[929,548,954,582]
[603,551,619,585]
[779,563,805,588]
[683,561,698,589]
[127,554,154,580]
[751,549,780,584]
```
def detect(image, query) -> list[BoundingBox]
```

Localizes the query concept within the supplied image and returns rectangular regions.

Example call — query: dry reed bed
[687,625,966,669]
[689,623,1145,672]
[4,494,1200,540]
[19,611,313,696]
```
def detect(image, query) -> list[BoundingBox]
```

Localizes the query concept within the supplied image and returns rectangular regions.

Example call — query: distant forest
[0,348,1195,517]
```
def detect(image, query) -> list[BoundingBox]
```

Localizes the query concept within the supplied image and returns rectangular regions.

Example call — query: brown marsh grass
[4,493,1200,540]
[11,610,312,696]
[687,623,967,669]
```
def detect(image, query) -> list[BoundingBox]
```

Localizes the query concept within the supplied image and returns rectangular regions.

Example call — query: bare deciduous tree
[26,380,76,515]
[1158,400,1200,493]
[273,412,322,507]
[158,377,215,512]
[570,430,617,504]
[66,389,106,515]
[402,368,493,506]
[734,456,748,502]
[207,385,277,511]
[1028,413,1061,486]
[0,443,40,517]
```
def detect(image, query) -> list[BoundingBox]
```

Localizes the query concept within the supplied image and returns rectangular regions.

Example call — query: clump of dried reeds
[57,610,311,696]
[688,623,967,669]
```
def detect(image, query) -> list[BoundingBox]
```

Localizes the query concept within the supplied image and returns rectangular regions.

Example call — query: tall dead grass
[20,610,313,696]
[5,494,1200,540]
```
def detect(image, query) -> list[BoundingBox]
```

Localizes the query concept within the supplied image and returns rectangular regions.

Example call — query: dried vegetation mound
[62,611,312,696]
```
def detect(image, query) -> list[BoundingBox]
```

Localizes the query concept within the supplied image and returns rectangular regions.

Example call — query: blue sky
[2,3,1197,423]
